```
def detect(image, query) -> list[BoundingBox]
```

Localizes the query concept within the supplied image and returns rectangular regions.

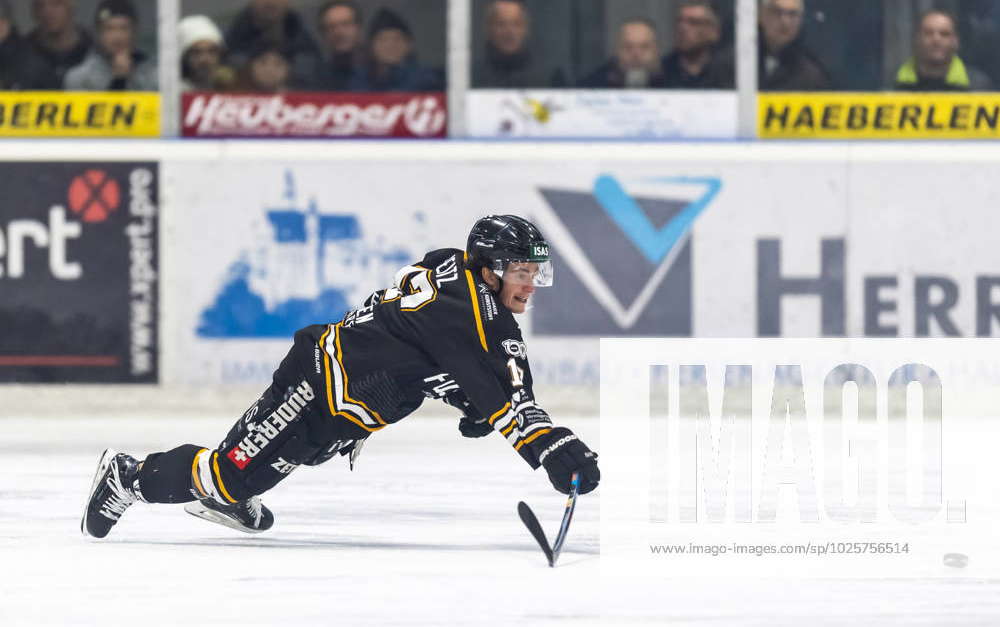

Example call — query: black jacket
[472,44,565,88]
[758,32,831,91]
[349,55,444,92]
[17,27,92,89]
[311,50,364,91]
[0,30,26,89]
[661,46,734,89]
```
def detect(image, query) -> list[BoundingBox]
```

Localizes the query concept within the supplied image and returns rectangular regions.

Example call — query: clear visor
[493,260,554,287]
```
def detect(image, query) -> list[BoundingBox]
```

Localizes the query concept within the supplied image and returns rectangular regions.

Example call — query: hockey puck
[943,553,968,568]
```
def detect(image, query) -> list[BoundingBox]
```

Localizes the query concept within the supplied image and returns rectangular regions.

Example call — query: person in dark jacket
[226,0,320,89]
[579,18,666,88]
[312,0,365,91]
[348,8,443,92]
[19,0,92,89]
[0,0,28,89]
[472,0,565,88]
[661,0,733,89]
[758,0,830,91]
[893,9,992,91]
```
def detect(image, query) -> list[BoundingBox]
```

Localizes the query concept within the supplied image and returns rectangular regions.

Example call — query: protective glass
[493,260,554,287]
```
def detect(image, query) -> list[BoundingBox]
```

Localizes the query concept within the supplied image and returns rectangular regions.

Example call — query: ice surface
[2,412,999,626]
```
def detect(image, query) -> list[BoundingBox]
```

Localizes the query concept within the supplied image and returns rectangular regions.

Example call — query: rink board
[1,141,998,405]
[157,144,1000,399]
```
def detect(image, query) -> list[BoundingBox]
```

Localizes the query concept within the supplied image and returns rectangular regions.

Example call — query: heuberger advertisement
[181,92,447,138]
[0,92,160,137]
[466,90,737,138]
[0,163,158,383]
[760,92,1000,139]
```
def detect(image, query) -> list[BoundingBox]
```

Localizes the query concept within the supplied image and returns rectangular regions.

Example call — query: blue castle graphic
[198,171,413,338]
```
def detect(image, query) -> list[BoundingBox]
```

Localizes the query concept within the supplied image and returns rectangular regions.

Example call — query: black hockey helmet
[466,214,553,287]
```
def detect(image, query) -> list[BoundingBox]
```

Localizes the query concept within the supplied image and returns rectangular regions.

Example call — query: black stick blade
[517,501,554,565]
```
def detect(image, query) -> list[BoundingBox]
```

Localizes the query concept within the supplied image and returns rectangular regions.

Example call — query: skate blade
[183,502,267,534]
[81,448,116,538]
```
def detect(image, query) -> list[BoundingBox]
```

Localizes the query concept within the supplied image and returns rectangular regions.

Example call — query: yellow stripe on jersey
[514,428,551,451]
[320,325,337,418]
[464,269,489,352]
[501,420,518,436]
[488,402,511,426]
[334,323,387,425]
[319,324,387,433]
[212,452,237,503]
[190,448,208,498]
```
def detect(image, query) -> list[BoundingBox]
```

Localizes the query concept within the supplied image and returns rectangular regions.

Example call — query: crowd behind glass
[0,0,996,93]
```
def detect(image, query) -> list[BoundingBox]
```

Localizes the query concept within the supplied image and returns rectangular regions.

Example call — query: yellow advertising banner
[0,91,160,137]
[759,92,1000,139]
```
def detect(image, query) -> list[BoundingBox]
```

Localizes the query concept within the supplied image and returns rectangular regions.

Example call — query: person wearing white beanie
[179,14,234,91]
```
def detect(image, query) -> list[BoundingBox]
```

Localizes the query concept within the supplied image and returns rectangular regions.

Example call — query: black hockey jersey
[300,248,554,468]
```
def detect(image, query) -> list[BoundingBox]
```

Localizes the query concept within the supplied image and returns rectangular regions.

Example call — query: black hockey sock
[137,444,204,504]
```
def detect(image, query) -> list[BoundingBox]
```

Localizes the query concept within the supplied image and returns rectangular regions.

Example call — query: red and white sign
[181,92,447,138]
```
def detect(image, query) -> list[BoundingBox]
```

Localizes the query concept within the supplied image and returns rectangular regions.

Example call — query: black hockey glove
[445,391,492,438]
[458,416,493,438]
[533,427,600,495]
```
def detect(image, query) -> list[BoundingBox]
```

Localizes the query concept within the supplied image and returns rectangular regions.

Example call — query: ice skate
[184,496,274,534]
[81,449,142,539]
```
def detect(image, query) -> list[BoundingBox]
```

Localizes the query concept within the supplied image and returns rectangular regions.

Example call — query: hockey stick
[517,471,580,567]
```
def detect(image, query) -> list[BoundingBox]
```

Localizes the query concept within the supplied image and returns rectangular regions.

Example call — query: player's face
[486,262,536,313]
[500,274,535,313]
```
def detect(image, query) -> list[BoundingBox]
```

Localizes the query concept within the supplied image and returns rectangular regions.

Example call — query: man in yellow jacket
[894,9,992,92]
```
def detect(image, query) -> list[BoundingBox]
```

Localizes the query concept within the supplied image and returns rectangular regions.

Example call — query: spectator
[473,0,565,88]
[64,0,157,91]
[19,0,92,89]
[958,1,1000,89]
[236,42,291,92]
[0,0,27,89]
[758,0,830,91]
[179,15,235,91]
[349,8,443,91]
[662,0,733,88]
[579,18,665,88]
[226,0,319,89]
[894,9,992,92]
[313,0,364,90]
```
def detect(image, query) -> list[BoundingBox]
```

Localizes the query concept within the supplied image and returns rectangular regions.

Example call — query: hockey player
[82,215,600,538]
